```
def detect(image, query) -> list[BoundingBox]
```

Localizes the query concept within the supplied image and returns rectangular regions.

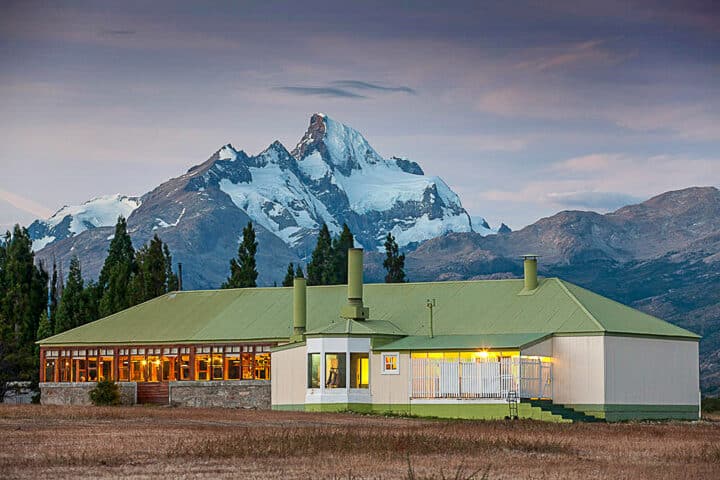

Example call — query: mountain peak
[291,113,382,176]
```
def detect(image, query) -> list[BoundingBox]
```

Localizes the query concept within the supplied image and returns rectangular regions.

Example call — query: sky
[1,0,719,231]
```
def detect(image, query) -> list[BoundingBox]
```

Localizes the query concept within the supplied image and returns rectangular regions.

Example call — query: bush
[89,380,121,406]
[701,397,720,413]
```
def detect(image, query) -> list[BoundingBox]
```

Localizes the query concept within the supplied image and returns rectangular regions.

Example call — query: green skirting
[565,404,699,421]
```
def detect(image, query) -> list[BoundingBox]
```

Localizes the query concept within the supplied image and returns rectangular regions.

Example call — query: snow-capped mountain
[31,114,489,288]
[28,194,140,251]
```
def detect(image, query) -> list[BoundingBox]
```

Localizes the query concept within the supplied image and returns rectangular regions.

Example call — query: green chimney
[522,255,539,291]
[340,248,370,320]
[293,277,307,336]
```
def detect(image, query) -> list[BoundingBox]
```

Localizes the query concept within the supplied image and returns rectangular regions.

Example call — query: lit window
[382,353,399,375]
[307,353,320,388]
[325,353,346,388]
[350,353,369,388]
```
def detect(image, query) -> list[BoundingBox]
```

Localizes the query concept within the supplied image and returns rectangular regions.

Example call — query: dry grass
[0,405,718,479]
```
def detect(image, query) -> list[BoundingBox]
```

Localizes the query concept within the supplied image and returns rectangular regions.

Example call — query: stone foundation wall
[40,382,137,406]
[169,380,271,409]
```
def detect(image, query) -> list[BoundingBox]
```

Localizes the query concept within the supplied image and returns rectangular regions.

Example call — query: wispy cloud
[99,29,137,37]
[546,191,642,210]
[274,86,367,99]
[0,188,53,218]
[331,80,416,95]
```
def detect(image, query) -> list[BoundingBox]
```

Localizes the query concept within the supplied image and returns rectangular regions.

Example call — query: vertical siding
[370,352,410,405]
[271,345,307,406]
[521,337,553,357]
[604,336,699,405]
[551,336,605,405]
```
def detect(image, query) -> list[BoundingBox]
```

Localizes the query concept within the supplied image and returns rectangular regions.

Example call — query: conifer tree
[222,222,258,288]
[36,311,52,341]
[163,244,179,292]
[98,216,135,317]
[54,257,88,334]
[307,224,333,286]
[295,264,304,279]
[383,232,406,283]
[282,262,295,287]
[49,261,59,334]
[332,223,354,285]
[130,235,179,303]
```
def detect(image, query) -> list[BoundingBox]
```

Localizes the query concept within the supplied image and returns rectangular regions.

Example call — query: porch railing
[411,357,552,399]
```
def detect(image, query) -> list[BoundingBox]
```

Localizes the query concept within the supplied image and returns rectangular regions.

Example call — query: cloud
[99,29,137,36]
[274,86,367,99]
[0,188,53,218]
[545,191,642,210]
[331,80,416,95]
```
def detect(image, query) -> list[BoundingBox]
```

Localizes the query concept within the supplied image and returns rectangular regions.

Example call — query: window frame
[381,352,400,375]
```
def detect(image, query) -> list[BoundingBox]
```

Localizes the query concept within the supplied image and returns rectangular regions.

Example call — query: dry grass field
[1,405,718,479]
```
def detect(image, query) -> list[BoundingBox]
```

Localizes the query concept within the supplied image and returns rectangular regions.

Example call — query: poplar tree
[282,263,295,287]
[383,232,406,283]
[222,222,258,288]
[332,223,354,285]
[98,216,135,317]
[54,257,88,334]
[307,224,333,286]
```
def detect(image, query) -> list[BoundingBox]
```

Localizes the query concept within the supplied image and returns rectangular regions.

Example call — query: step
[522,399,603,422]
[136,382,169,405]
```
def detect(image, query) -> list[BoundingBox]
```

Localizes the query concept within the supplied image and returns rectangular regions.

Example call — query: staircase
[522,399,603,422]
[136,382,169,405]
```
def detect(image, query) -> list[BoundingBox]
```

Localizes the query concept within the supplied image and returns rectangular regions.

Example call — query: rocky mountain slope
[31,114,483,287]
[376,187,720,395]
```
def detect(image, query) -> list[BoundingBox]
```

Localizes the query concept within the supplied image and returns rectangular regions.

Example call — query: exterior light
[479,351,489,358]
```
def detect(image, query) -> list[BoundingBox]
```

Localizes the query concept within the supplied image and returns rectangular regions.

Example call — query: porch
[411,356,553,400]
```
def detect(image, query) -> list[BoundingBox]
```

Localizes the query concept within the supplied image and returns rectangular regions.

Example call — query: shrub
[701,397,720,413]
[89,380,121,406]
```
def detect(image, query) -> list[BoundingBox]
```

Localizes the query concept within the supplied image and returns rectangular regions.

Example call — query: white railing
[411,357,552,399]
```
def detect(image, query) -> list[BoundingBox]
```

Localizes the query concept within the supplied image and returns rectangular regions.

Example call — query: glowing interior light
[478,351,489,358]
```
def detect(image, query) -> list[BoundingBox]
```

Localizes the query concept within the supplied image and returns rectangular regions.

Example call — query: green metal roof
[305,319,406,336]
[374,333,549,351]
[38,277,699,347]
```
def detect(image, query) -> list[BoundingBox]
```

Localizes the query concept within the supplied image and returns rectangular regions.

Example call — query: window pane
[254,353,270,380]
[99,357,113,381]
[350,353,369,388]
[131,356,146,381]
[308,353,320,388]
[179,355,191,380]
[226,355,241,380]
[44,359,56,382]
[325,353,346,388]
[242,353,254,379]
[119,356,130,381]
[211,355,223,380]
[195,354,210,380]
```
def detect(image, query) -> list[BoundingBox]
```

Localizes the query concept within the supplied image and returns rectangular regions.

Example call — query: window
[226,353,241,380]
[195,354,210,380]
[119,353,130,381]
[99,356,113,381]
[178,355,191,380]
[241,353,254,379]
[307,353,321,388]
[382,352,399,375]
[211,354,224,380]
[44,359,56,382]
[325,353,346,388]
[350,353,369,388]
[254,353,270,380]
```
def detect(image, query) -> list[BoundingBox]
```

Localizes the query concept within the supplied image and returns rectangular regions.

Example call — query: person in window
[326,357,339,388]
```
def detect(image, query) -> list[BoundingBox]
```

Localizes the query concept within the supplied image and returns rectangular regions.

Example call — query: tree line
[223,222,407,289]
[0,215,406,399]
[0,217,178,400]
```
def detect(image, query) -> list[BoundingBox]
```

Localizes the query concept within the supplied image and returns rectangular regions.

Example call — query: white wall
[271,345,307,406]
[370,352,410,405]
[551,336,605,405]
[521,337,552,357]
[604,336,699,405]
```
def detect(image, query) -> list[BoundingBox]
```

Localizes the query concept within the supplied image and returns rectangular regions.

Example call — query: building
[38,249,700,421]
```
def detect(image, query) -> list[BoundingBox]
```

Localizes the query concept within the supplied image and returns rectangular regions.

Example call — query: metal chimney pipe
[293,277,307,336]
[340,248,370,320]
[521,255,538,291]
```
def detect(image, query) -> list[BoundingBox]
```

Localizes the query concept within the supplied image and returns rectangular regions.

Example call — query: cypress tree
[332,223,354,285]
[36,311,52,341]
[222,222,258,288]
[98,216,135,317]
[282,263,295,287]
[163,243,179,292]
[383,232,406,283]
[54,257,88,334]
[49,261,59,334]
[307,224,333,286]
